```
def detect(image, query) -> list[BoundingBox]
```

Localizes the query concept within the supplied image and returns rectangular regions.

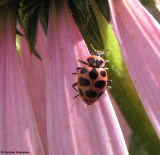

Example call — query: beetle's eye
[88,58,95,66]
[96,59,103,67]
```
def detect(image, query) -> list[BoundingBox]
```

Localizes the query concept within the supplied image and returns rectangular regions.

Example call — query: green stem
[89,0,160,154]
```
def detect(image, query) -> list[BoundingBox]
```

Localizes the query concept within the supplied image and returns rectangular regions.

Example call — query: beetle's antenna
[90,44,105,57]
[90,44,96,52]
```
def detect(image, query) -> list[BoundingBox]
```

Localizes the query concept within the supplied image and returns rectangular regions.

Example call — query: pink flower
[46,0,128,154]
[108,0,160,138]
[6,0,160,153]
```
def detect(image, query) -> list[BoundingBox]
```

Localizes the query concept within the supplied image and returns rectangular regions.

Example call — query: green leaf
[95,0,110,22]
[25,8,41,59]
[69,0,104,50]
[0,0,7,7]
[71,0,89,10]
[39,2,49,35]
[68,0,90,27]
[0,0,20,20]
[0,0,21,9]
[19,1,43,59]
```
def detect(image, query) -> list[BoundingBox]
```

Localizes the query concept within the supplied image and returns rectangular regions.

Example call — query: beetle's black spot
[101,70,106,77]
[85,90,92,97]
[78,88,83,96]
[88,58,95,66]
[83,98,88,103]
[85,90,97,98]
[97,92,104,98]
[89,68,98,79]
[79,77,90,86]
[80,68,88,74]
[96,60,103,67]
[94,80,106,89]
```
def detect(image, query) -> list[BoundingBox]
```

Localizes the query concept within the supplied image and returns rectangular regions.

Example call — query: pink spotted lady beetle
[72,46,112,105]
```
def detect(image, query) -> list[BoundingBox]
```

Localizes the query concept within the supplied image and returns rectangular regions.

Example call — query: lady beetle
[72,46,112,105]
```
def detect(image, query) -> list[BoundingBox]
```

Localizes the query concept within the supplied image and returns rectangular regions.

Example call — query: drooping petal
[108,0,160,137]
[109,93,131,146]
[20,23,48,154]
[47,1,128,154]
[0,12,44,154]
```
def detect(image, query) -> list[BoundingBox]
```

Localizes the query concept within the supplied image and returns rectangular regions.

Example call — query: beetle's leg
[72,82,78,92]
[72,67,82,75]
[105,60,109,64]
[73,94,79,99]
[72,83,79,99]
[90,44,96,51]
[101,60,109,67]
[105,68,109,71]
[78,59,88,65]
[107,80,112,84]
[107,80,112,89]
[107,86,112,89]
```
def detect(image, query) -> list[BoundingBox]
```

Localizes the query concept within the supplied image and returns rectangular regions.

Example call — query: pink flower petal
[0,13,44,153]
[47,1,128,154]
[109,93,131,146]
[109,0,160,137]
[20,23,48,154]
